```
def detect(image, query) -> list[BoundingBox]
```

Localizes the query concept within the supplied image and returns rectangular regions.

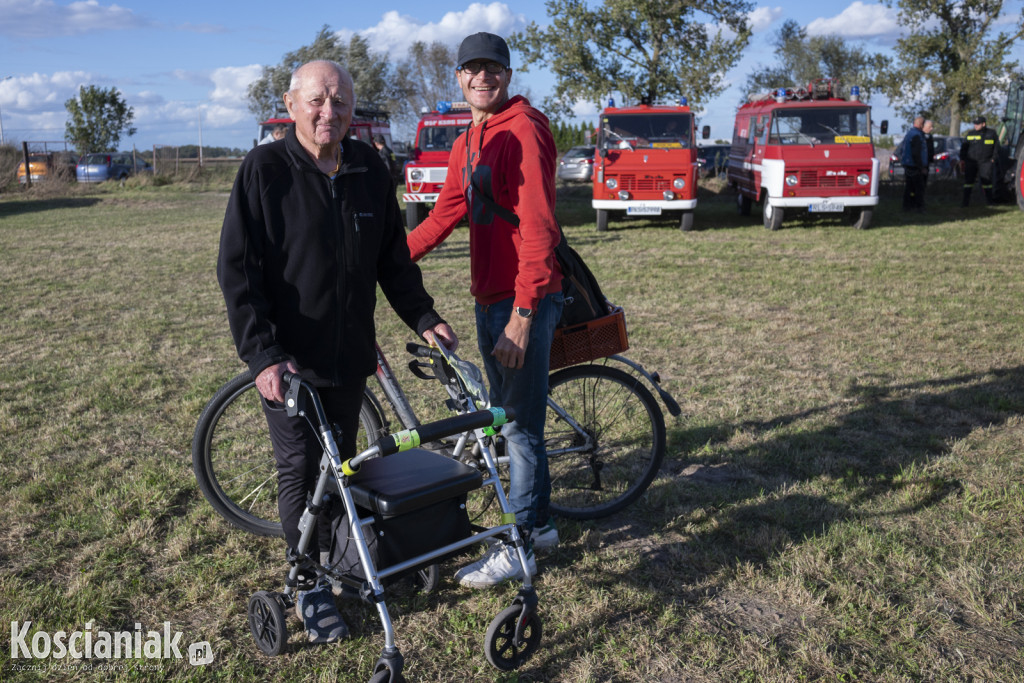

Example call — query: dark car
[557,146,596,182]
[696,144,730,178]
[76,153,152,183]
[888,135,963,179]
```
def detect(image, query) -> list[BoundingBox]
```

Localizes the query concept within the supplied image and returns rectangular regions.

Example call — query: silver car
[76,153,152,183]
[557,146,596,182]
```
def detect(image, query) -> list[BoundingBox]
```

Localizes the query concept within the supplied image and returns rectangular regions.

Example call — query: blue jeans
[475,293,563,533]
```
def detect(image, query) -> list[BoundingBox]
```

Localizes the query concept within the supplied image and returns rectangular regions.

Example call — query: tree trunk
[949,98,962,138]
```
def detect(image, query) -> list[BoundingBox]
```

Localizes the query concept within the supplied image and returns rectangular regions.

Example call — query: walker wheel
[484,604,542,670]
[368,668,406,683]
[416,564,440,593]
[248,590,288,656]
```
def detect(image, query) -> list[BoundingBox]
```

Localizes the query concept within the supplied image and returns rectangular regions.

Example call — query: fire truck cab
[727,80,884,230]
[403,101,473,230]
[593,99,708,231]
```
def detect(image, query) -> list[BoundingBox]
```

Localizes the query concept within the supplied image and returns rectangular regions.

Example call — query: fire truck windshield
[417,125,469,152]
[600,113,692,150]
[768,107,870,145]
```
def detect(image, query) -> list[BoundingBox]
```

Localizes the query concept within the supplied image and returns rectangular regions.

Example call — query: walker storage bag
[327,448,481,583]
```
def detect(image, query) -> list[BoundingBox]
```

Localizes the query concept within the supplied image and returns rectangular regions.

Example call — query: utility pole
[198,107,204,168]
[0,76,13,146]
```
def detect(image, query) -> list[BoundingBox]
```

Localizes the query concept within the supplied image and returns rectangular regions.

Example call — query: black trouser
[903,167,926,210]
[262,379,367,559]
[963,160,994,204]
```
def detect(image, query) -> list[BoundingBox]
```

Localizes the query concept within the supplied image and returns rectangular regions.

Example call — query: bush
[0,144,21,192]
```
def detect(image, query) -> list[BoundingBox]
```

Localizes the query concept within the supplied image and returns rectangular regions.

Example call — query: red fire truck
[402,101,473,230]
[726,80,886,230]
[593,98,708,231]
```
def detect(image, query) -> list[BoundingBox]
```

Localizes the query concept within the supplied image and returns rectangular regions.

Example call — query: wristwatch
[514,306,534,319]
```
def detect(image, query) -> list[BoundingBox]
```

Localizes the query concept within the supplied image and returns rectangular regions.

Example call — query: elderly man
[218,60,457,643]
[407,32,564,588]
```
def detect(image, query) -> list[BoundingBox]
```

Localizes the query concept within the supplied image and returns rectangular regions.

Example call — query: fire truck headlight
[618,190,630,201]
[672,178,686,190]
[663,190,675,200]
[785,174,798,187]
[857,173,870,185]
[605,178,618,190]
[409,169,424,182]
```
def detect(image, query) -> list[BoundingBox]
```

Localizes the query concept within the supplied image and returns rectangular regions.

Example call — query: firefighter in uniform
[959,116,1000,206]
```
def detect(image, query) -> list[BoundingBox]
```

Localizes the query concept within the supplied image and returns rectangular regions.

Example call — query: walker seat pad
[349,448,483,518]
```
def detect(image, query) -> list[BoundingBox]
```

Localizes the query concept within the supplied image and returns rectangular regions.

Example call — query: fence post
[21,141,31,189]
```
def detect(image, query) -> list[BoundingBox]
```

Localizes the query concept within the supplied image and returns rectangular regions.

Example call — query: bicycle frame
[368,343,677,463]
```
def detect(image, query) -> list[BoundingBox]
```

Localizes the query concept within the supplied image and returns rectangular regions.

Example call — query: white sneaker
[458,545,536,588]
[453,543,503,583]
[531,521,559,550]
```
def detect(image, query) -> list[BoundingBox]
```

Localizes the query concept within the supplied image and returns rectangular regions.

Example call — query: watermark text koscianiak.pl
[10,621,213,666]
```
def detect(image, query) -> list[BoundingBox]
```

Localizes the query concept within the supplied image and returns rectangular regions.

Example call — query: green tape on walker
[341,459,359,477]
[500,512,516,525]
[393,429,421,452]
[490,407,507,425]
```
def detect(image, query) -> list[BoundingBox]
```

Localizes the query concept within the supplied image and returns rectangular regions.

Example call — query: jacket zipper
[328,174,344,385]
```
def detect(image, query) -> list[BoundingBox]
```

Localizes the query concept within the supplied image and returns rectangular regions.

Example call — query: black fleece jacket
[218,131,444,384]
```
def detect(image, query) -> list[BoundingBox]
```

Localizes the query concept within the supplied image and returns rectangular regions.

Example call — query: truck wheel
[405,203,426,231]
[737,193,752,216]
[763,202,783,231]
[596,209,608,232]
[679,210,694,231]
[851,207,873,230]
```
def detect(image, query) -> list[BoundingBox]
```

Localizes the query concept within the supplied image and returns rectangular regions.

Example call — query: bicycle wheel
[545,363,666,519]
[192,372,384,537]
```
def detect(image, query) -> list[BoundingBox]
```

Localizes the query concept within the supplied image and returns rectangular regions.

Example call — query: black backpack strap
[470,177,521,227]
[470,176,571,252]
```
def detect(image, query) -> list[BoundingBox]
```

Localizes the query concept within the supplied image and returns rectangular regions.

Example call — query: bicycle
[193,340,680,537]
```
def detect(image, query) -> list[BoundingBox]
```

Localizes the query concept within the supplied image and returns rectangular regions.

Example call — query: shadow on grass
[578,365,1024,582]
[0,196,103,217]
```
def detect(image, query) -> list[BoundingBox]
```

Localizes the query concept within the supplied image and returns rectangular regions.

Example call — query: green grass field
[1,173,1022,682]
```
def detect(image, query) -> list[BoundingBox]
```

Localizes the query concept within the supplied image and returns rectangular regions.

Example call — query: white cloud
[208,65,263,104]
[0,0,148,38]
[340,2,529,60]
[805,1,901,41]
[1,71,92,112]
[748,6,783,34]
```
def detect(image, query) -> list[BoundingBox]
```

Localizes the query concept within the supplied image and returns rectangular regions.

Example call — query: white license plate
[627,205,662,216]
[809,202,844,212]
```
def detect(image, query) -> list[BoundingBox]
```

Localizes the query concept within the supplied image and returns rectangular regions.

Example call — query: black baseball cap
[973,116,986,125]
[457,32,511,68]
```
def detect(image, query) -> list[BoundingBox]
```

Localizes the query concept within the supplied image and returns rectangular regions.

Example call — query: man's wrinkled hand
[255,360,299,403]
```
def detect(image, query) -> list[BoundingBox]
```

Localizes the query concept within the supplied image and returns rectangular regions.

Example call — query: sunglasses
[458,61,507,75]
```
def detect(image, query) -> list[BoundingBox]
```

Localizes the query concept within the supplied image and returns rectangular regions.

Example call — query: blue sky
[1,0,1022,151]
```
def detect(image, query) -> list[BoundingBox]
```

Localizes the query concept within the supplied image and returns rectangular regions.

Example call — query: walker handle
[375,407,515,456]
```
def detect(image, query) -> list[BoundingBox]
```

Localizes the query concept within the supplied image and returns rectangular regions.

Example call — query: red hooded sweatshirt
[407,95,562,309]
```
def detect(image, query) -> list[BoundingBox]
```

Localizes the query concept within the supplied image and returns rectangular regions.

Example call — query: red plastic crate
[549,307,629,371]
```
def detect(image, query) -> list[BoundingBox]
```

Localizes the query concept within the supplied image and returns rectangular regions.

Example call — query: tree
[745,20,889,100]
[391,41,462,134]
[64,85,136,153]
[246,26,397,120]
[509,0,753,118]
[879,0,1024,136]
